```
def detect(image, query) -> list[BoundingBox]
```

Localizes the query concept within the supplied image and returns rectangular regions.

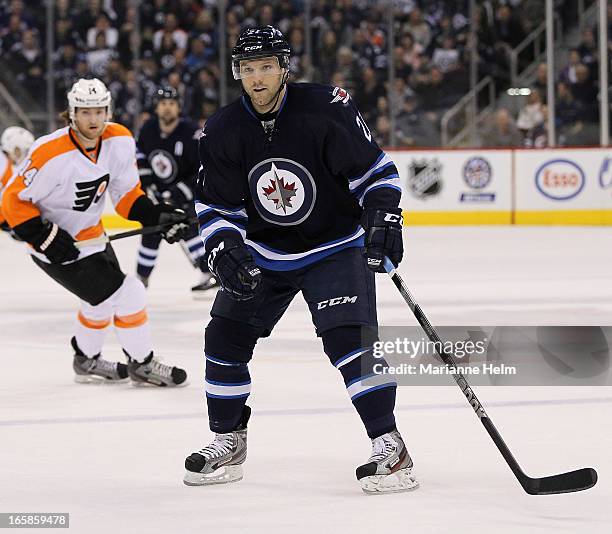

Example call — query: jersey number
[355,111,372,142]
[73,174,109,212]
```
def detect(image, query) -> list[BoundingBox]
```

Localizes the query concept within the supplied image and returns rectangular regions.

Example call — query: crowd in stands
[0,0,608,147]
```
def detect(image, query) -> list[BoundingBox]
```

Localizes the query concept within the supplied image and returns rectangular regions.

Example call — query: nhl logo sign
[407,159,442,199]
[248,158,317,226]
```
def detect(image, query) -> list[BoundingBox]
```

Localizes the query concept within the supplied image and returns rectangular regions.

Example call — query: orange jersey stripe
[78,311,111,330]
[115,183,145,219]
[2,176,41,227]
[75,221,104,241]
[114,309,148,329]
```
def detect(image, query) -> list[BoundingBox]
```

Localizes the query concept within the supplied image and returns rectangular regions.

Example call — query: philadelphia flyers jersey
[136,118,201,194]
[0,151,13,224]
[2,122,145,263]
[196,83,402,271]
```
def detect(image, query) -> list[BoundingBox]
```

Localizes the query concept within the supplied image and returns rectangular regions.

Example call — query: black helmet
[155,86,179,104]
[231,25,291,80]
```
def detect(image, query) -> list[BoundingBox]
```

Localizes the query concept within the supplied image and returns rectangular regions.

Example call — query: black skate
[356,429,419,494]
[184,406,250,486]
[71,337,129,384]
[127,352,188,387]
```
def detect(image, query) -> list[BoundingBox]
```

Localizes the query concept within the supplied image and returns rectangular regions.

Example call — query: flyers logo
[73,174,110,212]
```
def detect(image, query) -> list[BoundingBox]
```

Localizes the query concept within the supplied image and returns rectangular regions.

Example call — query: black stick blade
[522,467,598,495]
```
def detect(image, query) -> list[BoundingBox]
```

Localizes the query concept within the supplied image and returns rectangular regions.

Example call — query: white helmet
[67,78,112,122]
[1,126,35,165]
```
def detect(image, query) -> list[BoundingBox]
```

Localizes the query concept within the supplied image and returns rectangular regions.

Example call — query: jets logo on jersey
[73,174,109,212]
[149,149,178,183]
[248,158,316,226]
[330,87,350,104]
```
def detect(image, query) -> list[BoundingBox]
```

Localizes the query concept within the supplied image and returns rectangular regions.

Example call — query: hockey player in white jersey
[2,78,188,387]
[0,126,34,231]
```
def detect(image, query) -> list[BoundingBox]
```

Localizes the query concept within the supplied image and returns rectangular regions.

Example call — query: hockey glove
[155,204,191,244]
[361,207,403,272]
[31,221,80,264]
[207,238,262,301]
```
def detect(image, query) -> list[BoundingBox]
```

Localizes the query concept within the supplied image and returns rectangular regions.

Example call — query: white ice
[1,227,611,534]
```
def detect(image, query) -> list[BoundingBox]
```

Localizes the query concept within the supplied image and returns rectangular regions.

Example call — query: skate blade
[130,379,189,388]
[74,374,130,385]
[360,467,419,495]
[183,465,243,486]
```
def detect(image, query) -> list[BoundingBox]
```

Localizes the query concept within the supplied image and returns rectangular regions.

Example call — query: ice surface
[0,227,610,533]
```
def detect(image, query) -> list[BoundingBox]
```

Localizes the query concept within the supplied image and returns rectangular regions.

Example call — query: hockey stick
[383,257,598,495]
[75,217,198,249]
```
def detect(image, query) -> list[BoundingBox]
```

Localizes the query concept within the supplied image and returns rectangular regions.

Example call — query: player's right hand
[32,221,79,264]
[207,238,262,301]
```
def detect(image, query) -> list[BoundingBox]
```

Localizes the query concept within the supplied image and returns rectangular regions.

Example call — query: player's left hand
[361,207,403,272]
[155,204,190,244]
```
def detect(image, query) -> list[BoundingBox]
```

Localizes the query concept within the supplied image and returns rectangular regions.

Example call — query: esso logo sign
[535,159,585,200]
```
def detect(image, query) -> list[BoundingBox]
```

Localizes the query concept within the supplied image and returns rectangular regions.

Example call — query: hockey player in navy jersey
[184,26,417,494]
[136,86,218,295]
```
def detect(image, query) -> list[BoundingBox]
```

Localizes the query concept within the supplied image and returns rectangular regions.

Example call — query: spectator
[353,67,383,123]
[186,37,209,73]
[571,64,598,122]
[404,8,431,49]
[431,35,460,74]
[516,89,544,135]
[10,29,44,99]
[576,27,597,67]
[559,49,582,85]
[415,66,458,114]
[395,96,439,147]
[399,31,424,71]
[153,13,188,51]
[556,81,582,130]
[481,109,523,147]
[86,32,114,77]
[533,62,549,103]
[334,46,359,94]
[86,12,118,49]
[524,106,548,148]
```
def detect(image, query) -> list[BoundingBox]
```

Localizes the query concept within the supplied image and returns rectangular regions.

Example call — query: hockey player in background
[184,27,417,494]
[136,86,218,295]
[2,78,188,387]
[0,126,34,232]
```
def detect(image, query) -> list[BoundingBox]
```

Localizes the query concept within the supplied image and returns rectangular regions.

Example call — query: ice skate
[72,337,129,384]
[127,352,188,387]
[191,272,219,298]
[356,429,419,495]
[183,406,250,486]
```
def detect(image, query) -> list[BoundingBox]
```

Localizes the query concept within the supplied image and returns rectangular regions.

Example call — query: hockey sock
[137,234,162,279]
[322,326,397,439]
[74,300,112,357]
[205,356,251,433]
[204,317,259,433]
[111,275,153,361]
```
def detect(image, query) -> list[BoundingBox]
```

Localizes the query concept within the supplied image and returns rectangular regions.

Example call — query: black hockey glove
[207,237,262,301]
[31,221,80,264]
[155,204,191,244]
[361,207,403,272]
[128,196,190,244]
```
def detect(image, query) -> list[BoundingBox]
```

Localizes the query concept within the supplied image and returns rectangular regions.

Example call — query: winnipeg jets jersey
[0,151,13,224]
[136,118,201,201]
[196,83,402,271]
[2,123,144,262]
